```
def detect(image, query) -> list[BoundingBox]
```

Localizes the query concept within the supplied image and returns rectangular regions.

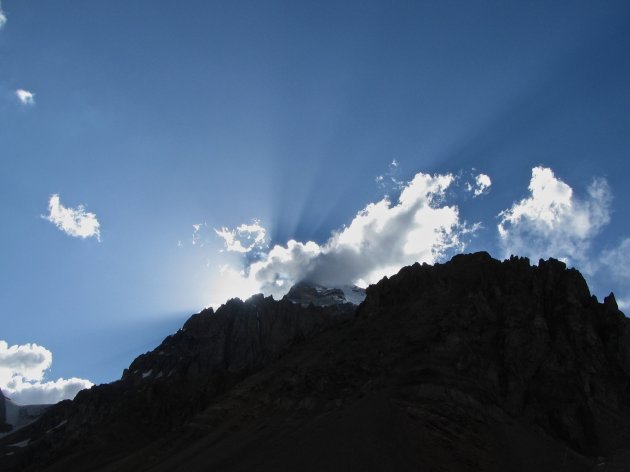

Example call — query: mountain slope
[2,252,630,471]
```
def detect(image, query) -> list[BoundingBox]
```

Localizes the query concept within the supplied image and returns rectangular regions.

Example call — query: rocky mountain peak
[283,281,366,307]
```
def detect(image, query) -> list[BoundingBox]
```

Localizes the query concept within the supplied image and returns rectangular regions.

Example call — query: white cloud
[15,89,35,106]
[3,376,92,405]
[497,166,611,266]
[0,340,93,405]
[463,172,492,197]
[0,341,51,385]
[0,5,6,30]
[210,172,475,304]
[43,194,101,241]
[215,220,267,253]
[473,173,492,197]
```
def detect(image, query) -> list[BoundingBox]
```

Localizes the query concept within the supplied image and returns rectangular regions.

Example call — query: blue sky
[1,0,629,403]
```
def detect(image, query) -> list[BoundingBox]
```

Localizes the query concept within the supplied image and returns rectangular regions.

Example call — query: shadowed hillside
[2,252,630,471]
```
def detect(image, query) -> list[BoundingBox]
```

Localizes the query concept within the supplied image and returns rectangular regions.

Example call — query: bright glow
[43,194,101,241]
[207,264,264,308]
[15,89,35,105]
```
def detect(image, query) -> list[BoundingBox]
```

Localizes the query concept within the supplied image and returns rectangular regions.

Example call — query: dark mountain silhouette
[0,390,10,433]
[2,252,630,471]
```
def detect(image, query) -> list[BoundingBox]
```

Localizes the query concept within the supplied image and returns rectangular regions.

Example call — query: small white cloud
[497,167,611,266]
[43,194,101,241]
[16,89,35,106]
[472,173,492,197]
[463,172,492,197]
[0,340,93,404]
[215,219,267,253]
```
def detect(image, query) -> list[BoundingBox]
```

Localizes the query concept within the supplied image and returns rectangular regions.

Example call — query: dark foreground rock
[0,390,10,433]
[2,252,630,471]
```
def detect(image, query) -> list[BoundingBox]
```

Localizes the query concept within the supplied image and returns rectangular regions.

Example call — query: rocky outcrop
[0,389,10,433]
[358,252,630,456]
[283,281,366,307]
[283,281,347,306]
[3,252,630,471]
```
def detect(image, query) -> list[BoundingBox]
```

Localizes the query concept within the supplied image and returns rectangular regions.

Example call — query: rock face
[2,252,630,471]
[0,389,10,433]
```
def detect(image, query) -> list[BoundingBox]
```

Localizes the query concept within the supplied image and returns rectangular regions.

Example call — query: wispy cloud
[0,340,93,404]
[599,239,630,314]
[16,89,35,106]
[0,2,6,30]
[600,238,630,281]
[497,166,611,267]
[43,194,101,241]
[375,159,404,194]
[215,220,267,253]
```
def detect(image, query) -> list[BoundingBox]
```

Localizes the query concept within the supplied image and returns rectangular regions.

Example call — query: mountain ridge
[282,281,366,306]
[2,252,630,471]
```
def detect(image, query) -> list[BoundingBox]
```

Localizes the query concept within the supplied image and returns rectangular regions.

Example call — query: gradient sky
[1,0,629,403]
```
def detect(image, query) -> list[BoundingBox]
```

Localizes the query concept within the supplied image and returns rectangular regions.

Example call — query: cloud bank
[16,89,35,106]
[206,166,619,307]
[43,194,101,241]
[212,172,477,302]
[498,167,611,267]
[0,340,93,404]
